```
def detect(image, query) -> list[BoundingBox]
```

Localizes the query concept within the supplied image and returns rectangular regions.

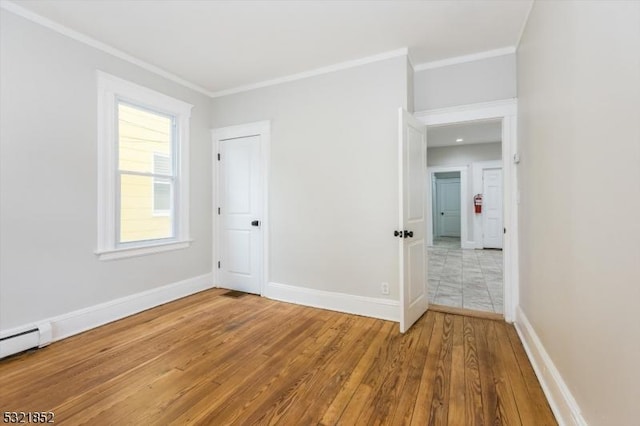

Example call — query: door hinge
[504,227,506,234]
[218,207,220,215]
[217,153,221,161]
[218,261,221,269]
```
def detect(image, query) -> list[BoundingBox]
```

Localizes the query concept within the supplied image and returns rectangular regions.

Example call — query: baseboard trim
[264,282,399,322]
[1,273,214,344]
[514,306,587,426]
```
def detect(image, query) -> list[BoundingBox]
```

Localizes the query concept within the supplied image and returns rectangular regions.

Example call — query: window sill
[96,239,192,261]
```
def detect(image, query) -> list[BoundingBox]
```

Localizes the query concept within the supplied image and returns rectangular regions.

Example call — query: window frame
[96,71,192,260]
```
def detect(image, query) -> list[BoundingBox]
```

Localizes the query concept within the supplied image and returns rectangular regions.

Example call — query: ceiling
[10,0,532,95]
[427,120,502,148]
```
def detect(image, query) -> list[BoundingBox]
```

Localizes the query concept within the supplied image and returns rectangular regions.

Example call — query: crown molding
[2,0,522,99]
[210,48,409,98]
[0,0,214,97]
[413,46,516,72]
[1,1,409,100]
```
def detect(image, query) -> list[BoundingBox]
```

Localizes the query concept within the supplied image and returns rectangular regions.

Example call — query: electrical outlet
[381,282,390,295]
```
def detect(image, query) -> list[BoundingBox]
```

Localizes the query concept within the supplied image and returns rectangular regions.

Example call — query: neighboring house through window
[96,71,192,260]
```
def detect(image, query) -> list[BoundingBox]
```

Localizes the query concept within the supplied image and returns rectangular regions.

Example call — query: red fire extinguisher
[474,194,483,214]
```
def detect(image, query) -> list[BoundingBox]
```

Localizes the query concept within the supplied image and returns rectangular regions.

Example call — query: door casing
[416,99,518,323]
[212,121,270,296]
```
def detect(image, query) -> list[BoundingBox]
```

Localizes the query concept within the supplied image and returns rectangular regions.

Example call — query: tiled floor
[428,237,503,314]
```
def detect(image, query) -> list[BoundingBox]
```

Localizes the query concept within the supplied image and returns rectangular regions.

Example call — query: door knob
[251,220,260,227]
[403,230,413,238]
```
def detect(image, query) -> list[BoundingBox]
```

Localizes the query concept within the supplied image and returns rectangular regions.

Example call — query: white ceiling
[427,120,502,148]
[10,0,532,95]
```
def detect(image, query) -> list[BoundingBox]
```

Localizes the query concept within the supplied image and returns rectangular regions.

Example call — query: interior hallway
[428,237,503,313]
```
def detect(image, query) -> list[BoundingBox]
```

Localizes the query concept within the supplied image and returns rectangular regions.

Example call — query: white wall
[0,11,212,331]
[414,54,517,111]
[517,1,640,425]
[427,142,501,167]
[211,57,408,301]
[427,143,502,248]
[407,58,415,113]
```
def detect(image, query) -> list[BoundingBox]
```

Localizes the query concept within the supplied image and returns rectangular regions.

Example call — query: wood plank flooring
[0,289,556,425]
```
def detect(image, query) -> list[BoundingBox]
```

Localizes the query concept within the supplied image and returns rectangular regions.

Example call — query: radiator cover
[0,322,52,359]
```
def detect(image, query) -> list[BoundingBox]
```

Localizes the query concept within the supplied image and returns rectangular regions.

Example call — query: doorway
[426,120,504,314]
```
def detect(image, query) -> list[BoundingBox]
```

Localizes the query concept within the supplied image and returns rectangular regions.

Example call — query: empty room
[1,1,638,425]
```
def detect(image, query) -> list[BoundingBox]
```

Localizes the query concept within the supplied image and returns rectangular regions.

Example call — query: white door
[482,168,503,249]
[436,178,461,237]
[399,109,428,333]
[218,136,263,294]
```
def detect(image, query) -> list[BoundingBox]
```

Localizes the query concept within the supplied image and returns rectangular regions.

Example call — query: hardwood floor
[0,289,556,425]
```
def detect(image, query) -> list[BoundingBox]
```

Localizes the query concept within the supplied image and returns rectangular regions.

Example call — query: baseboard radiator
[0,323,52,359]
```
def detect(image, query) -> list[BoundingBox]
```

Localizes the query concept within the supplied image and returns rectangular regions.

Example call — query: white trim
[264,282,399,322]
[515,307,587,426]
[95,240,192,261]
[96,71,192,259]
[0,273,214,344]
[210,48,409,98]
[426,166,470,248]
[212,121,271,296]
[414,47,516,71]
[516,1,535,50]
[416,99,518,124]
[0,0,213,97]
[97,71,193,117]
[416,98,518,322]
[502,108,519,322]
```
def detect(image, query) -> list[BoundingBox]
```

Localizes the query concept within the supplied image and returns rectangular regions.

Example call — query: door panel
[225,145,252,213]
[226,230,251,274]
[482,168,503,249]
[399,109,428,333]
[219,136,262,294]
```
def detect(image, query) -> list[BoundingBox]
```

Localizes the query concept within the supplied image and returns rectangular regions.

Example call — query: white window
[96,71,192,260]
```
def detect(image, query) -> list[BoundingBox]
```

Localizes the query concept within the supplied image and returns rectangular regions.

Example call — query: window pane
[118,103,172,174]
[153,180,171,212]
[120,174,173,243]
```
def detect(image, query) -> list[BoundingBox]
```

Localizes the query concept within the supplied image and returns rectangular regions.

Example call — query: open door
[399,108,428,333]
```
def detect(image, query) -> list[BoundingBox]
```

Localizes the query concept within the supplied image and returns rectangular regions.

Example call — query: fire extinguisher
[474,194,483,214]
